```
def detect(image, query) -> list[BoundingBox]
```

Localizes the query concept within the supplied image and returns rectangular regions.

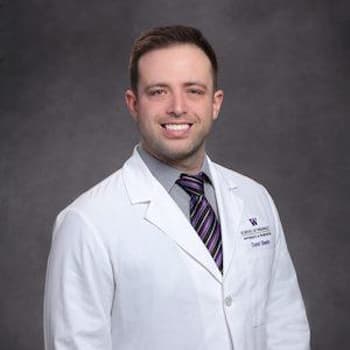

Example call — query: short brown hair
[128,25,218,92]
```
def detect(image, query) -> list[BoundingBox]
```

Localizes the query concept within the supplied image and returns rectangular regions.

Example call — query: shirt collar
[136,144,213,193]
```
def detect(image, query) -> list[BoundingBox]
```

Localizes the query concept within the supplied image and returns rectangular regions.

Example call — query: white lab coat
[44,149,310,350]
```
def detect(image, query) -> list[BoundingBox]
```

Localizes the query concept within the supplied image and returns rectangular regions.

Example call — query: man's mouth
[161,123,192,131]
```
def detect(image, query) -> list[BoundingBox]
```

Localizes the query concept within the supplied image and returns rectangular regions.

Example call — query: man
[44,25,310,349]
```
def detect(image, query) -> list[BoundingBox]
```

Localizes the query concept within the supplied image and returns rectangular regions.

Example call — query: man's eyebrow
[144,83,169,90]
[183,82,208,89]
[144,81,209,91]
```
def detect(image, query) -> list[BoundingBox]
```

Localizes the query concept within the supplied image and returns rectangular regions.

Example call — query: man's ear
[212,89,224,120]
[125,89,138,121]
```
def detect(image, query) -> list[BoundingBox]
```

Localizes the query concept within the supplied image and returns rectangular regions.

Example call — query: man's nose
[166,91,187,117]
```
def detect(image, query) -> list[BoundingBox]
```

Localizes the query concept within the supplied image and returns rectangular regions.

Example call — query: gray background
[1,0,349,349]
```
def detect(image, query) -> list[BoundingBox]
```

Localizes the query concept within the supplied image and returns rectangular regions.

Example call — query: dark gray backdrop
[1,0,349,349]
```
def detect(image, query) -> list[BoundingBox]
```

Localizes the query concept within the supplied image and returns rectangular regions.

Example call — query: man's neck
[140,145,205,175]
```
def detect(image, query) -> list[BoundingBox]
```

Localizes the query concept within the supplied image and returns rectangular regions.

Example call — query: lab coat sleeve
[263,188,311,350]
[44,209,114,350]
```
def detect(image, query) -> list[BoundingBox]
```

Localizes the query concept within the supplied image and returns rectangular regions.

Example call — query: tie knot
[176,172,208,197]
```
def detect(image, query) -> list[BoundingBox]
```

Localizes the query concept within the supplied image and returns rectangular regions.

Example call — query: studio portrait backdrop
[1,0,349,349]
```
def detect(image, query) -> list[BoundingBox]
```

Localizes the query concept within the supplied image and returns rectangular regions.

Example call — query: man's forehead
[137,45,213,83]
[138,44,211,68]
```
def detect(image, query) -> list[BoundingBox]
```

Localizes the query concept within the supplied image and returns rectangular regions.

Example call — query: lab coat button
[224,296,233,307]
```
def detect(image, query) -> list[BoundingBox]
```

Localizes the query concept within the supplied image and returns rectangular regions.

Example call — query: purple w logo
[249,218,258,226]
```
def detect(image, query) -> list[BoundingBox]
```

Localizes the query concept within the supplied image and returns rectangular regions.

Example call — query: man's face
[125,44,224,170]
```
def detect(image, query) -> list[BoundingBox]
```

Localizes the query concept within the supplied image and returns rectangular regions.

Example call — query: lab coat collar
[122,147,158,205]
[123,147,239,203]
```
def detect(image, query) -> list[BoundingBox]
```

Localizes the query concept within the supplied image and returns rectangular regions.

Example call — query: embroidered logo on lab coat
[240,218,272,249]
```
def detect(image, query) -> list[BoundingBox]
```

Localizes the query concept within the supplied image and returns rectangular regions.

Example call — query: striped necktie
[176,172,223,273]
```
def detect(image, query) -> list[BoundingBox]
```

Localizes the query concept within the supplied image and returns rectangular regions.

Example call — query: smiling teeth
[164,124,190,131]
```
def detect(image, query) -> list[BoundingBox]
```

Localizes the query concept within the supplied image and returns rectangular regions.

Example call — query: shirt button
[224,296,233,307]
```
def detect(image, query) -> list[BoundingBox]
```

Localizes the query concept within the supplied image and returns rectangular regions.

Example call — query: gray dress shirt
[137,145,220,222]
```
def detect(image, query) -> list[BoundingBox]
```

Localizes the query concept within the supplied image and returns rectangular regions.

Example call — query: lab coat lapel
[122,150,223,283]
[208,158,244,277]
[146,192,222,283]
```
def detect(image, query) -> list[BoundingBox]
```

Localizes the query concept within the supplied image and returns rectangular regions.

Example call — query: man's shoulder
[211,161,276,215]
[60,168,125,217]
[211,161,265,193]
[56,149,148,219]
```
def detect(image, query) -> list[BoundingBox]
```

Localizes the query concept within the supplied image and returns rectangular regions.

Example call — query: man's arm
[44,209,114,350]
[264,188,311,350]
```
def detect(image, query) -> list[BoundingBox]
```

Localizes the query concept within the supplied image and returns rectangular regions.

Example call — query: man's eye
[188,89,204,95]
[149,89,166,96]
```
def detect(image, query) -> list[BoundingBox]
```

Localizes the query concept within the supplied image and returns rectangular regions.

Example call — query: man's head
[125,25,224,173]
[128,25,218,93]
